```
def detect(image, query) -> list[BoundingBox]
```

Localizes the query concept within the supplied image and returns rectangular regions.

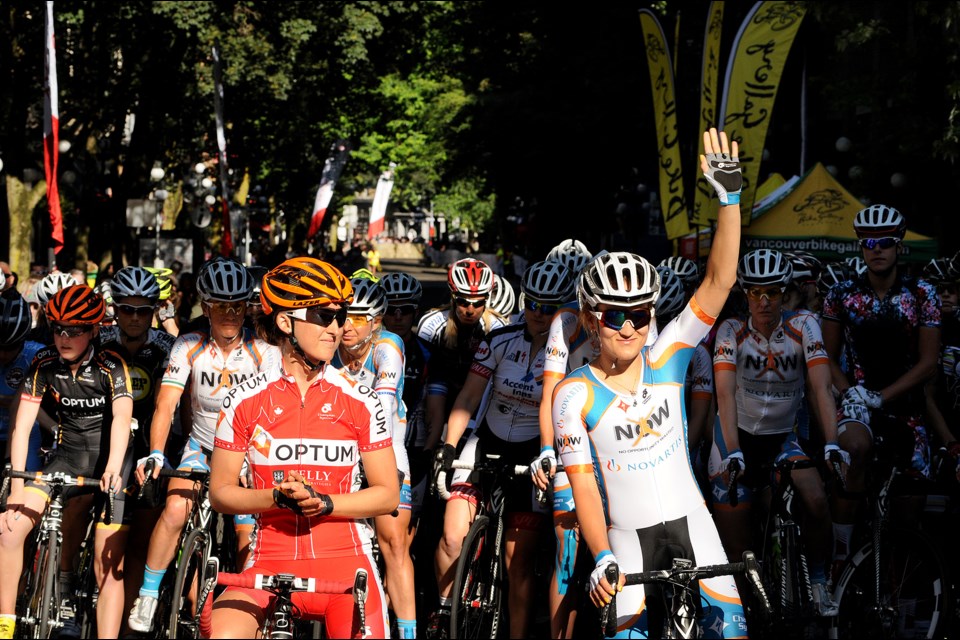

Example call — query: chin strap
[59,345,93,367]
[287,317,326,372]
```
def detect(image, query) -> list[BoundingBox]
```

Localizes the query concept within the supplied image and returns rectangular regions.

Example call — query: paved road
[380,257,451,309]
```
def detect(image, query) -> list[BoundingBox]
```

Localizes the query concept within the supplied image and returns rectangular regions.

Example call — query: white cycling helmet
[737,250,793,289]
[578,252,660,309]
[488,275,516,316]
[817,262,851,295]
[784,251,822,284]
[854,204,906,239]
[521,260,575,304]
[348,278,387,317]
[845,256,867,276]
[380,272,423,304]
[547,239,592,275]
[0,295,32,345]
[447,258,494,297]
[111,266,161,302]
[36,272,78,306]
[654,266,686,319]
[657,256,699,289]
[197,257,255,302]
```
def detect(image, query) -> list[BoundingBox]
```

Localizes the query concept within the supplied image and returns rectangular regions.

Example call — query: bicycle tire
[35,534,61,640]
[168,527,209,640]
[830,526,949,639]
[450,515,503,640]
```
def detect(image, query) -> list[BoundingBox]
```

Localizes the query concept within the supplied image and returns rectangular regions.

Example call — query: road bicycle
[599,551,771,639]
[0,464,114,639]
[436,453,531,640]
[197,558,370,639]
[828,434,951,639]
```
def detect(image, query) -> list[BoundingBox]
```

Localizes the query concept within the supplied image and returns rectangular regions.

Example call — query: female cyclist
[209,257,398,639]
[551,129,745,638]
[433,259,575,638]
[0,285,134,639]
[332,278,417,639]
[127,257,280,633]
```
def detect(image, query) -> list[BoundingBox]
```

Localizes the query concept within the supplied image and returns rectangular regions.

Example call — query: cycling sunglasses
[346,314,375,327]
[387,304,418,316]
[524,298,559,316]
[116,304,155,317]
[592,308,652,331]
[745,286,785,301]
[52,324,93,338]
[454,296,486,309]
[858,237,900,250]
[204,301,247,316]
[288,306,349,328]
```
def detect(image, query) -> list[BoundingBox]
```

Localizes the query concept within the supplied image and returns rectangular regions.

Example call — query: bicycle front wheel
[34,534,61,640]
[450,515,503,640]
[831,526,949,639]
[168,528,209,640]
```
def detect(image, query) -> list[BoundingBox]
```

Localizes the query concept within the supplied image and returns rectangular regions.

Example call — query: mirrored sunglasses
[858,237,900,250]
[288,306,348,328]
[204,301,247,316]
[52,324,93,338]
[745,286,785,301]
[524,298,559,316]
[593,308,652,331]
[116,304,155,317]
[454,297,486,309]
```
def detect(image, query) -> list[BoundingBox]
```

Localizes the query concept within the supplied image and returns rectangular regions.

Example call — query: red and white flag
[367,164,395,239]
[43,1,63,254]
[307,140,352,240]
[212,42,233,255]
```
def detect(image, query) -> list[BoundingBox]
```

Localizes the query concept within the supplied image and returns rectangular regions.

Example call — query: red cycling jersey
[214,361,392,562]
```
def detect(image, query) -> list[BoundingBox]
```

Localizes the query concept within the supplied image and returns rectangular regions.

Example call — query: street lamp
[150,166,167,269]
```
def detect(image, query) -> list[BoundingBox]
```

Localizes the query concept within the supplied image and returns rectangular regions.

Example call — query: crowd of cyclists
[0,127,957,638]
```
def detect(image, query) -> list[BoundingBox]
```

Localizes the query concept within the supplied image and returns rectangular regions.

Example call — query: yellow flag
[234,169,251,205]
[717,1,807,224]
[691,2,724,226]
[639,9,690,239]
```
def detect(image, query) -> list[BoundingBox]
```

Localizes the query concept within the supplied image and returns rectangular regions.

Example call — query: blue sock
[397,618,417,639]
[140,564,166,598]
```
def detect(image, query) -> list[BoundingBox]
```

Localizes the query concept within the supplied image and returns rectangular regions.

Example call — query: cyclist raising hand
[209,257,398,639]
[552,129,746,638]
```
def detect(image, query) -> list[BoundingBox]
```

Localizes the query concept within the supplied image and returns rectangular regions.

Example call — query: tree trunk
[5,176,45,285]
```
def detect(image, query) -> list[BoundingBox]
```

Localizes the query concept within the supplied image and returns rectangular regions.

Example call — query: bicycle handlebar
[137,459,208,499]
[216,571,359,595]
[599,551,771,638]
[1,464,114,524]
[436,458,529,501]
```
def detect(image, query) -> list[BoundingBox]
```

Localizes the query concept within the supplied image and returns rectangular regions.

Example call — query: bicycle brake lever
[104,489,115,526]
[137,458,157,500]
[742,551,772,617]
[601,564,619,638]
[728,463,741,508]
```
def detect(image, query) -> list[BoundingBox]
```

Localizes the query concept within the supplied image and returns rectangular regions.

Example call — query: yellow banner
[717,1,806,224]
[639,9,690,239]
[691,2,724,226]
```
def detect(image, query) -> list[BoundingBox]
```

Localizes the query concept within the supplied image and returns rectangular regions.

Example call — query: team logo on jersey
[613,400,669,445]
[606,458,622,472]
[273,470,285,484]
[127,364,152,402]
[250,437,358,466]
[321,403,333,414]
[555,434,581,453]
[250,425,272,460]
[806,340,825,354]
[545,345,567,360]
[4,367,25,390]
[744,348,797,380]
[274,406,283,415]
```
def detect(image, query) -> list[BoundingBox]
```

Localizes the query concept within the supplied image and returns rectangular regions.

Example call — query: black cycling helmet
[0,295,32,345]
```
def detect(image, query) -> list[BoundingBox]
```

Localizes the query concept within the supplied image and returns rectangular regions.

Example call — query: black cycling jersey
[22,344,133,451]
[98,326,174,459]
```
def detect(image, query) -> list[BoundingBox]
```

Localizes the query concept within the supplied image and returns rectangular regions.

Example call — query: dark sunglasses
[858,237,899,250]
[745,286,785,301]
[116,304,155,317]
[454,297,486,309]
[524,298,559,316]
[52,324,93,338]
[593,308,652,331]
[296,306,349,328]
[387,304,418,316]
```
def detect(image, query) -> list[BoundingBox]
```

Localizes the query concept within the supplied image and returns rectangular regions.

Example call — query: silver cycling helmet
[658,256,699,290]
[521,260,575,305]
[111,266,161,301]
[654,266,686,319]
[380,272,423,304]
[737,249,793,289]
[348,278,388,317]
[197,257,255,302]
[0,295,32,345]
[488,274,517,316]
[36,272,78,306]
[547,239,592,275]
[578,252,660,309]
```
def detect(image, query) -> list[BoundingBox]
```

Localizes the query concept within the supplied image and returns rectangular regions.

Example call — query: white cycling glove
[590,551,619,592]
[720,449,745,475]
[824,442,851,466]
[841,401,871,426]
[843,386,882,409]
[137,450,168,471]
[529,446,557,479]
